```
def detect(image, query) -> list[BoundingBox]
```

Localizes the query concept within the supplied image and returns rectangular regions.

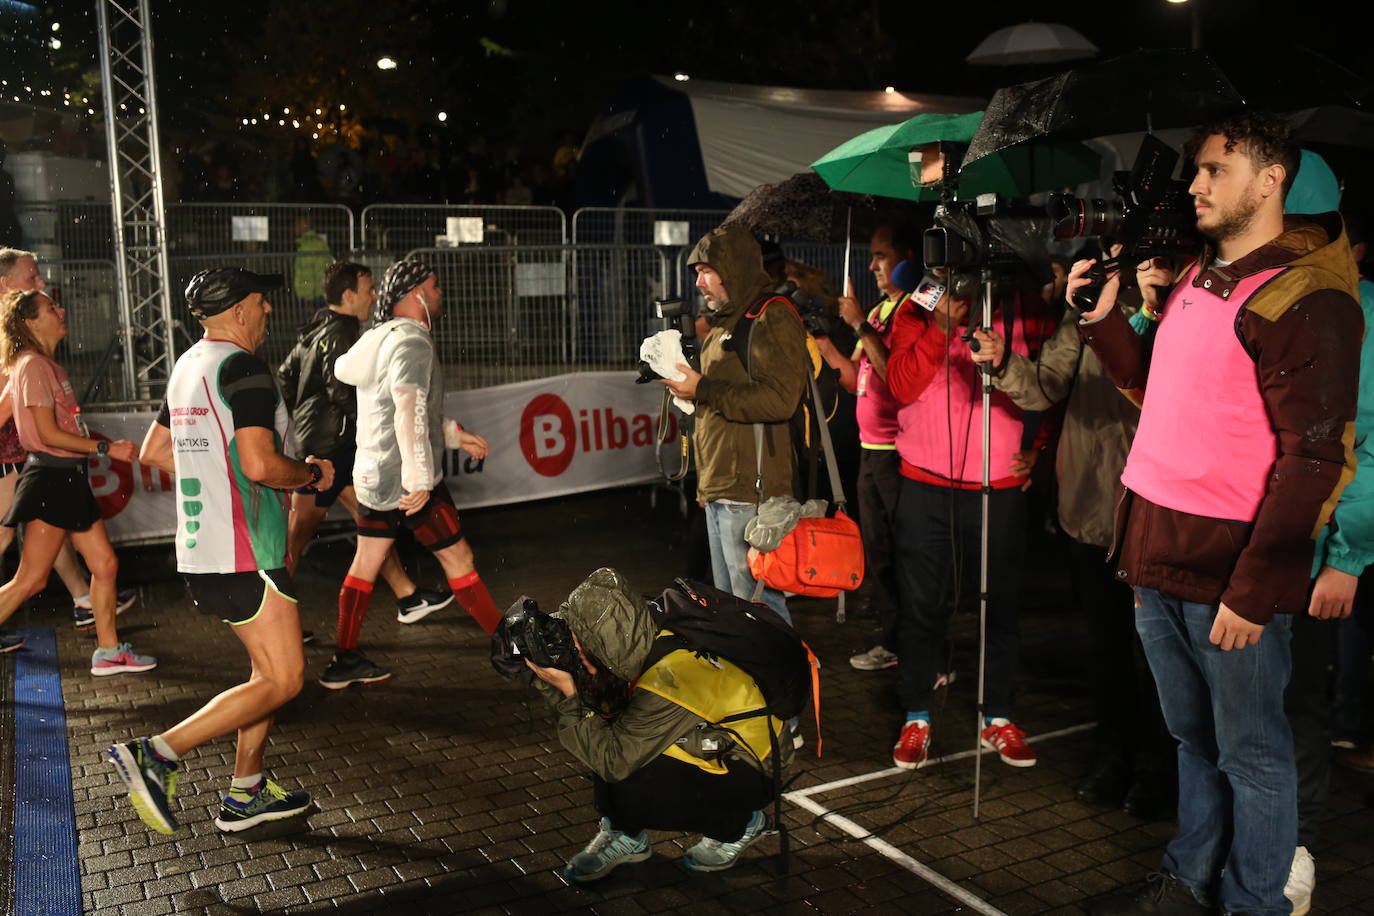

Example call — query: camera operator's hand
[1066,258,1120,322]
[1136,257,1173,312]
[660,363,701,400]
[1209,602,1265,651]
[399,488,430,516]
[838,277,864,329]
[1010,449,1038,492]
[526,660,576,698]
[1308,565,1358,619]
[970,328,1005,371]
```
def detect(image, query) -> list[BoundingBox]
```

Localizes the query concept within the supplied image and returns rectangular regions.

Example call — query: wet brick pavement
[4,485,1374,914]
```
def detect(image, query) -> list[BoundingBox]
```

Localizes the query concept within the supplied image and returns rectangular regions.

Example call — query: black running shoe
[396,588,455,624]
[319,652,392,690]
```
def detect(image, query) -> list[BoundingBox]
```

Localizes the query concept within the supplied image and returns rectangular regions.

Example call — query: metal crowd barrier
[38,259,126,402]
[163,202,356,256]
[12,201,115,262]
[361,204,566,251]
[404,244,671,389]
[570,207,731,246]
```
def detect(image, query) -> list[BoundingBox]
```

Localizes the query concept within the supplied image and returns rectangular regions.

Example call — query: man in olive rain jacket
[660,226,809,624]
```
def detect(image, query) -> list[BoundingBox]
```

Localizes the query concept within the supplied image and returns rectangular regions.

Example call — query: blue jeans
[1134,588,1296,915]
[703,501,790,624]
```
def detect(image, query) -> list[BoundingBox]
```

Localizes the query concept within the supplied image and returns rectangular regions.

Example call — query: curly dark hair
[1187,111,1299,198]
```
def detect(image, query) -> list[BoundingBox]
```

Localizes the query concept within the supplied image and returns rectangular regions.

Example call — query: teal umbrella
[812,110,1099,202]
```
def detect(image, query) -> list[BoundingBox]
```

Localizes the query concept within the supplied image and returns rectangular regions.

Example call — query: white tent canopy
[656,76,982,199]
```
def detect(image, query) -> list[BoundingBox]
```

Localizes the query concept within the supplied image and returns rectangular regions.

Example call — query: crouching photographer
[492,568,801,883]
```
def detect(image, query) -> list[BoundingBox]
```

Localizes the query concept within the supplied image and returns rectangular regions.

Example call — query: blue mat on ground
[12,626,81,916]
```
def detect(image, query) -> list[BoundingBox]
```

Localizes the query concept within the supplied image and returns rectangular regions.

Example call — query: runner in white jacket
[321,258,500,690]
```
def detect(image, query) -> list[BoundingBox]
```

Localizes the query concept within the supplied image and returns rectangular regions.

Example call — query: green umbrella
[812,110,1099,202]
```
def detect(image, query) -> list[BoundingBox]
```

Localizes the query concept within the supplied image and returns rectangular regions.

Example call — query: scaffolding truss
[96,0,175,401]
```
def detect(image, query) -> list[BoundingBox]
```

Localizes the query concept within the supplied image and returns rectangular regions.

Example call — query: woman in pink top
[0,289,156,675]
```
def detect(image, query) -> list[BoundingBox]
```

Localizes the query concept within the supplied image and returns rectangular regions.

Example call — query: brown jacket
[1081,213,1363,623]
[993,307,1139,547]
[689,227,809,504]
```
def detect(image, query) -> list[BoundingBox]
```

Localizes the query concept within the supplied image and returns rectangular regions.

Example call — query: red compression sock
[449,571,501,635]
[337,575,375,652]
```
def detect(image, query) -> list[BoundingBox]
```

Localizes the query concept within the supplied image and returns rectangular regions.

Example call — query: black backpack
[644,578,820,873]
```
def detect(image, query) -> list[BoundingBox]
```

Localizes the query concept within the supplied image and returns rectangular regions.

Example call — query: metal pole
[139,0,178,377]
[972,270,994,821]
[94,0,137,400]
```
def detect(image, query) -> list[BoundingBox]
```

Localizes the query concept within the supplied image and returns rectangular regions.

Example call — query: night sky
[20,0,1372,129]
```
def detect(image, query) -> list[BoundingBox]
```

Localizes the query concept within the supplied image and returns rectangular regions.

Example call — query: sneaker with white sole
[563,817,651,883]
[893,718,931,770]
[107,738,179,834]
[213,777,312,832]
[91,642,157,676]
[849,644,897,670]
[1,631,24,654]
[396,588,455,624]
[682,810,768,872]
[1285,845,1314,916]
[980,718,1037,767]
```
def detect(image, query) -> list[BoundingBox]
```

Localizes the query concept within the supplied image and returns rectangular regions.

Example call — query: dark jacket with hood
[277,307,361,459]
[1081,212,1363,623]
[538,568,792,782]
[689,227,809,504]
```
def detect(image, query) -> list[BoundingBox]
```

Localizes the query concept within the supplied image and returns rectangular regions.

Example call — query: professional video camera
[490,597,579,684]
[923,195,1054,276]
[1047,133,1199,311]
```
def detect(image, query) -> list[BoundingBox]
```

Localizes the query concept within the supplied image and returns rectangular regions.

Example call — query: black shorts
[295,448,354,509]
[183,567,298,626]
[0,460,24,478]
[0,461,101,531]
[356,484,463,551]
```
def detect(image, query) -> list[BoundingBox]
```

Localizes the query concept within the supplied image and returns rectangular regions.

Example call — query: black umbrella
[723,171,883,244]
[964,49,1245,167]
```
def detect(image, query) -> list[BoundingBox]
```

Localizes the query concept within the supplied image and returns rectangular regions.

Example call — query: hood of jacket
[334,317,426,389]
[557,568,657,682]
[687,225,774,327]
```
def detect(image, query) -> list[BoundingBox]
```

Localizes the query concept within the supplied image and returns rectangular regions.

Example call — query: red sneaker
[893,719,931,770]
[980,719,1037,767]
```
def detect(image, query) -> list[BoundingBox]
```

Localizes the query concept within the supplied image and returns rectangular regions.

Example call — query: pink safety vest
[855,298,903,446]
[1121,264,1286,522]
[895,313,1030,485]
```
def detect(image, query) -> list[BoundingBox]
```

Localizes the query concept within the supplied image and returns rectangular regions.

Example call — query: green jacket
[540,568,791,782]
[1313,275,1374,578]
[689,226,809,503]
[292,230,331,300]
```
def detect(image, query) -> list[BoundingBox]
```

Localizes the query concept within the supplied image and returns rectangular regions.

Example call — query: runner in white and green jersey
[109,268,335,835]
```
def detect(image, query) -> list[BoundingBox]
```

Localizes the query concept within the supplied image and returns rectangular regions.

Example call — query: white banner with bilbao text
[83,371,682,544]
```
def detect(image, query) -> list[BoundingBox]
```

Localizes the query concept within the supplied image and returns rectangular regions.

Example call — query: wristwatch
[857,321,878,338]
[94,440,109,457]
[304,462,323,490]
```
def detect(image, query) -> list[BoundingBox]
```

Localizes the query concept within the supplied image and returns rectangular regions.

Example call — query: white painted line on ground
[787,792,1010,916]
[781,722,1096,915]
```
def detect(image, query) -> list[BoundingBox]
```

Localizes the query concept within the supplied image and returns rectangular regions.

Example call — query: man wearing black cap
[108,267,332,835]
[324,258,499,689]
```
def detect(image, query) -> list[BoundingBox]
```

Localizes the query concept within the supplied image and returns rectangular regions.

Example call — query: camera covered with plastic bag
[490,596,579,684]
